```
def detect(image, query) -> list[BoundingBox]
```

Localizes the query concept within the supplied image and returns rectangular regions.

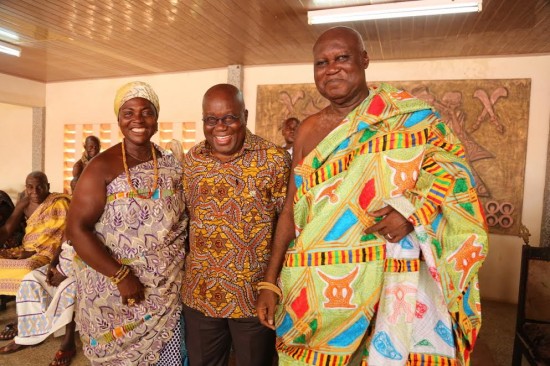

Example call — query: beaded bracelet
[257,281,282,297]
[110,265,130,285]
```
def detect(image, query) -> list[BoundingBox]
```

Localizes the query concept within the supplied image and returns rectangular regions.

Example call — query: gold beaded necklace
[121,139,159,199]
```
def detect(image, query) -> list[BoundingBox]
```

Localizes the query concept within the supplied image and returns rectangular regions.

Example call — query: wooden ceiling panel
[0,0,548,82]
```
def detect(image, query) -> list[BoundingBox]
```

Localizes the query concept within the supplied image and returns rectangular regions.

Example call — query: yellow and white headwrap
[113,81,160,116]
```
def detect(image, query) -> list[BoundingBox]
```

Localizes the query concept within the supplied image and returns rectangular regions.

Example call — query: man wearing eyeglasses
[182,83,291,366]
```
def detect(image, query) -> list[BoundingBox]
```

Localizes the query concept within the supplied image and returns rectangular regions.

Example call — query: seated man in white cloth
[0,241,77,366]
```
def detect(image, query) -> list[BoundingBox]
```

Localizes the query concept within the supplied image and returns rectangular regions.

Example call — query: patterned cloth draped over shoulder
[0,192,70,295]
[276,83,488,366]
[73,148,187,366]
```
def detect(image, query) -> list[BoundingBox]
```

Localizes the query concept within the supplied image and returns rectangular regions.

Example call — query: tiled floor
[0,299,517,365]
[0,300,87,366]
[472,300,517,365]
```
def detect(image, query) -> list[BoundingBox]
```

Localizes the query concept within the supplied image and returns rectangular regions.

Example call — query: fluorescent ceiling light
[308,0,483,24]
[0,27,19,41]
[0,40,21,57]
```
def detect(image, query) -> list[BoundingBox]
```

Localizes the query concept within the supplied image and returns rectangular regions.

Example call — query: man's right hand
[46,266,67,287]
[15,195,30,209]
[257,289,278,330]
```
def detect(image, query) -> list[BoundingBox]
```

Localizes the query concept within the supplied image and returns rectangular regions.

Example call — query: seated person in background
[281,117,300,157]
[0,171,70,297]
[0,240,78,366]
[0,191,24,249]
[70,135,100,192]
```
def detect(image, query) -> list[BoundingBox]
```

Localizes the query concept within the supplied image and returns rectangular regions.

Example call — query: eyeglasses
[202,114,240,127]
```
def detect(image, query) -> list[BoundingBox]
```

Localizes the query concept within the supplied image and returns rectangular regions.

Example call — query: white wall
[0,73,45,107]
[0,73,45,200]
[29,54,550,303]
[0,103,34,200]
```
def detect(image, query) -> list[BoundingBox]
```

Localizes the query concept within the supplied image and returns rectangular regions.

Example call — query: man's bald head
[84,135,101,160]
[202,84,245,110]
[312,26,370,105]
[85,135,100,146]
[313,26,366,54]
[25,171,50,204]
[27,171,48,185]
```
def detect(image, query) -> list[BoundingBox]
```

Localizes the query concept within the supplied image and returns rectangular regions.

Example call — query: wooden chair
[512,244,550,365]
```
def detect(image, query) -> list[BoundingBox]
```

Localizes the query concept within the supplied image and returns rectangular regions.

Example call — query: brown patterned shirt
[182,129,291,318]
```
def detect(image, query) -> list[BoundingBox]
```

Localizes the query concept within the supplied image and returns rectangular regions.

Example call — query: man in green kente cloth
[257,26,488,366]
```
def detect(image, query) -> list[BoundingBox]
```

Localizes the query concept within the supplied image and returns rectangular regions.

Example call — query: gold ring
[127,298,136,306]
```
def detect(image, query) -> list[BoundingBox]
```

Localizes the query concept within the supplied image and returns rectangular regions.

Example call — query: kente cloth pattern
[275,83,488,366]
[113,81,160,116]
[183,129,291,318]
[0,192,70,295]
[73,148,187,366]
[14,241,76,345]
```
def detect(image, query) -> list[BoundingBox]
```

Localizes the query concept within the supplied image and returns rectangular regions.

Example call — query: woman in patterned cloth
[66,81,188,365]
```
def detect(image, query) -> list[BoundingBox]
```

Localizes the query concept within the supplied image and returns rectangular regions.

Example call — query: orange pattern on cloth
[183,130,291,318]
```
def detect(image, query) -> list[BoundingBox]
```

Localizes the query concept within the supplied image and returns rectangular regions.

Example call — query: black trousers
[183,304,276,366]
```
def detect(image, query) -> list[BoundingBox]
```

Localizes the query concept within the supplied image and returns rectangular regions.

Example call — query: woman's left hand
[117,271,146,306]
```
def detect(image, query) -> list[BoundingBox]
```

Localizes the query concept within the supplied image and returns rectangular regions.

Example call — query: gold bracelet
[109,265,125,284]
[112,264,127,279]
[112,266,129,284]
[110,265,130,285]
[257,281,282,297]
